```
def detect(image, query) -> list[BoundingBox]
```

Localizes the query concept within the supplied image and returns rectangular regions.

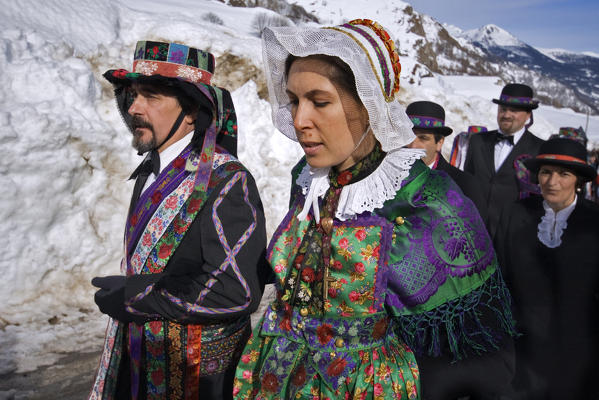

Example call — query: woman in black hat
[494,137,599,399]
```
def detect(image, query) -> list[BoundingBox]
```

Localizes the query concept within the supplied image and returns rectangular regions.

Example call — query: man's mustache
[130,116,153,132]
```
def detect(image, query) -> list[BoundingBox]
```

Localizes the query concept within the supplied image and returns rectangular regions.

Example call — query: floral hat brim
[103,41,215,87]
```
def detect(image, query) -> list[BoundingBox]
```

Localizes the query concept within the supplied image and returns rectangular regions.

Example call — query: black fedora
[406,101,453,136]
[524,137,596,182]
[492,83,539,110]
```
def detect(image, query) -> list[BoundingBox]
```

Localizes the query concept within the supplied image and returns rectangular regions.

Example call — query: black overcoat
[436,154,487,222]
[494,195,599,399]
[464,130,544,236]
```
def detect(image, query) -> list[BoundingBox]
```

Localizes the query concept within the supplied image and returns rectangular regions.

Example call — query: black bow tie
[496,132,514,145]
[129,149,160,180]
[128,150,160,215]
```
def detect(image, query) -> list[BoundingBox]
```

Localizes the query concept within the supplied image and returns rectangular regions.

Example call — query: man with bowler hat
[89,40,269,399]
[465,83,544,236]
[406,101,486,220]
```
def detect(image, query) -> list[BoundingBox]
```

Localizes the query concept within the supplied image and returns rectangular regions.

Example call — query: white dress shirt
[141,132,193,194]
[494,127,525,171]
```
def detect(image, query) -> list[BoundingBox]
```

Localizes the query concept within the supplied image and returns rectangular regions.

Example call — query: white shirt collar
[498,126,526,146]
[156,132,193,175]
[537,195,577,248]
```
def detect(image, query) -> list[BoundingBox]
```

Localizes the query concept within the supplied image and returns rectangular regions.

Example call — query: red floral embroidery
[187,197,202,214]
[301,267,315,283]
[172,156,185,170]
[331,260,343,271]
[241,354,251,364]
[149,321,162,334]
[174,220,187,234]
[165,195,178,210]
[349,290,360,302]
[291,364,306,387]
[316,323,334,345]
[337,171,352,186]
[261,372,279,393]
[354,262,365,274]
[151,190,163,204]
[373,245,380,258]
[294,254,304,269]
[113,69,128,79]
[355,229,366,241]
[279,316,291,332]
[158,243,173,259]
[338,238,349,249]
[328,287,338,299]
[151,369,165,385]
[326,357,347,376]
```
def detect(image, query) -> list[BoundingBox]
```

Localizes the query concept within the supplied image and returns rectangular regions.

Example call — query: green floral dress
[234,146,514,399]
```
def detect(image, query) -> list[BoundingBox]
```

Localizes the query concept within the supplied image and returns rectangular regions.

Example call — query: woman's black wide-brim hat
[524,137,596,181]
[406,101,453,136]
[492,83,539,110]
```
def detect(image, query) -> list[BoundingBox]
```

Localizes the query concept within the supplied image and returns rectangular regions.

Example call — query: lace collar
[296,148,425,221]
[537,196,577,248]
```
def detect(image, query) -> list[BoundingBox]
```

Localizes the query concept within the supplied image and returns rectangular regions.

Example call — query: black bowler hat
[406,101,453,136]
[492,83,539,110]
[524,137,596,182]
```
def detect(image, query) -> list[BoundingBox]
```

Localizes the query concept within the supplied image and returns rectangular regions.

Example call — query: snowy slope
[0,0,597,375]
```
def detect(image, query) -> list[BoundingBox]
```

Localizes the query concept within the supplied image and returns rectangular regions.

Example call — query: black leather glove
[92,275,144,324]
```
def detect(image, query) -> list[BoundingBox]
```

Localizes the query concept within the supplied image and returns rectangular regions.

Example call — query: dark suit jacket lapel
[481,133,497,176]
[497,130,535,176]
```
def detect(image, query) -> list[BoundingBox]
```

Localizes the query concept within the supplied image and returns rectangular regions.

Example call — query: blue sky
[409,0,599,54]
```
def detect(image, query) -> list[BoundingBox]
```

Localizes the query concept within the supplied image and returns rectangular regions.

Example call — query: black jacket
[464,130,544,236]
[435,154,487,222]
[494,195,599,399]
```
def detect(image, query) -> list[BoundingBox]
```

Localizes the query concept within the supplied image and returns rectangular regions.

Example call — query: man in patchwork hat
[405,101,486,220]
[89,41,270,399]
[465,83,545,236]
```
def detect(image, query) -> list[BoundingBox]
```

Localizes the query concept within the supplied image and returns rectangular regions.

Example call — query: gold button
[296,393,302,399]
[392,233,397,240]
[297,323,304,330]
[395,216,405,225]
[329,352,336,358]
[300,308,308,317]
[335,338,345,348]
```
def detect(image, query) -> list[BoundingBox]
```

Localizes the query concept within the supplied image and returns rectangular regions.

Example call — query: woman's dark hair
[285,54,360,103]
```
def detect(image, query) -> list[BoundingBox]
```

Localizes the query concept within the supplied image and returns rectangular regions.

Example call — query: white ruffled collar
[296,148,425,222]
[537,196,577,248]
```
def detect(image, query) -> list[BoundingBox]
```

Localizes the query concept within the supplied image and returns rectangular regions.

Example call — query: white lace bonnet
[261,19,415,151]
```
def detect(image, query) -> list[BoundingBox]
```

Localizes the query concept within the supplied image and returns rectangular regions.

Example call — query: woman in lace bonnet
[234,19,517,399]
[495,137,599,398]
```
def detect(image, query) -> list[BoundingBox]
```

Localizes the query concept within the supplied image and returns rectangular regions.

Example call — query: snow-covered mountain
[457,24,599,114]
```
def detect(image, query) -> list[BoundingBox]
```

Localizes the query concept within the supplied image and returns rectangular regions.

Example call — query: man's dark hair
[132,81,198,116]
[433,133,444,143]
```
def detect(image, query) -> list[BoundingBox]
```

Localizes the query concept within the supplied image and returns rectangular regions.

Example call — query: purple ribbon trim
[499,94,535,105]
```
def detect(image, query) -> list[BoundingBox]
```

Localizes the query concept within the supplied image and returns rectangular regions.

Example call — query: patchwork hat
[492,83,539,110]
[468,125,487,134]
[524,137,595,182]
[262,19,415,152]
[104,41,215,86]
[406,101,453,136]
[548,126,588,146]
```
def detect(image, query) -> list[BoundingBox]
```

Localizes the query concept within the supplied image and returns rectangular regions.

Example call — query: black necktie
[496,132,514,145]
[128,150,160,215]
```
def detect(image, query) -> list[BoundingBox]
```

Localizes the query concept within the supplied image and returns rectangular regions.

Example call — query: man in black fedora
[405,101,486,220]
[464,83,545,236]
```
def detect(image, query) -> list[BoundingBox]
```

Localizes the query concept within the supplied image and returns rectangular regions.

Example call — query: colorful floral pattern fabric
[234,151,515,399]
